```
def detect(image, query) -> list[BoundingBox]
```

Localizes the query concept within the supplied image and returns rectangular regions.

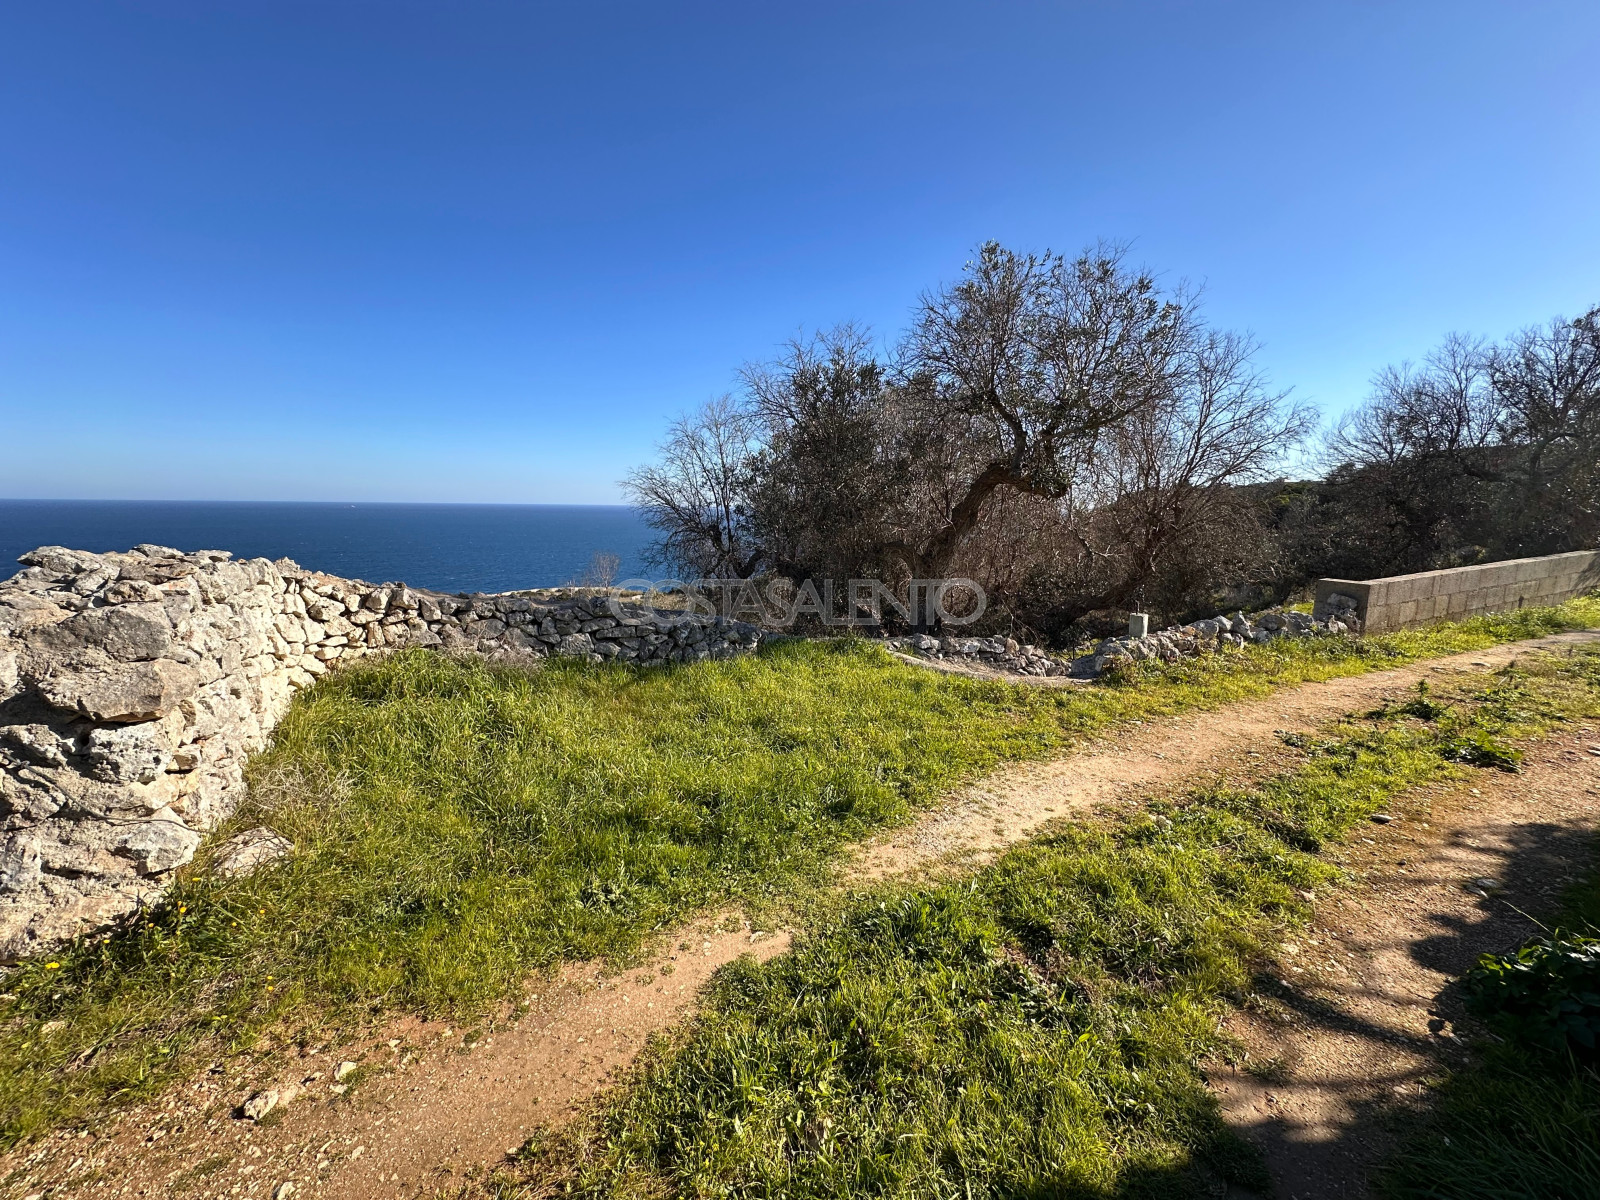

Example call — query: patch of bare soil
[5,631,1595,1200]
[1210,719,1600,1200]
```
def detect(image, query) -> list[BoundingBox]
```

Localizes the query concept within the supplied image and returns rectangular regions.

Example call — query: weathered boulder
[83,721,177,783]
[210,827,293,877]
[25,602,174,661]
[556,631,595,659]
[115,815,203,875]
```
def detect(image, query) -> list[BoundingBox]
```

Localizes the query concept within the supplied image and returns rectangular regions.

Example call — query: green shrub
[1440,728,1524,771]
[1465,934,1600,1056]
[1395,679,1453,721]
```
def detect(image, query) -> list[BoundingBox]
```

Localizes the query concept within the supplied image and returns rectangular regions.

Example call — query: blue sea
[0,500,656,595]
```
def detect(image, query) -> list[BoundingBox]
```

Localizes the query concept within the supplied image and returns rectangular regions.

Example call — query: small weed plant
[1465,933,1600,1056]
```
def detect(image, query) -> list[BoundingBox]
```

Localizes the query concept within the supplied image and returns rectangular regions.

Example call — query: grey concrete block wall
[1314,550,1600,634]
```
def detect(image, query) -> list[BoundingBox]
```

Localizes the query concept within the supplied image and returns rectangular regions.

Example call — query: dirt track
[859,630,1600,877]
[1212,715,1600,1199]
[6,631,1596,1200]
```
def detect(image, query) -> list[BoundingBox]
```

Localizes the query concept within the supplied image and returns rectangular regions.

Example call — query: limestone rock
[18,546,103,576]
[0,834,42,894]
[556,632,594,658]
[211,827,293,877]
[1,724,74,769]
[83,723,173,783]
[0,592,60,637]
[115,816,202,876]
[25,603,173,661]
[37,659,201,722]
[241,1088,281,1121]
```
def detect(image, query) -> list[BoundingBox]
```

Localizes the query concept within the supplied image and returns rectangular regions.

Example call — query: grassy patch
[494,651,1600,1199]
[0,599,1595,1146]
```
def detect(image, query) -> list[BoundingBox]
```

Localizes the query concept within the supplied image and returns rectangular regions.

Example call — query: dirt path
[0,919,790,1200]
[1210,715,1600,1199]
[859,630,1600,878]
[5,631,1596,1200]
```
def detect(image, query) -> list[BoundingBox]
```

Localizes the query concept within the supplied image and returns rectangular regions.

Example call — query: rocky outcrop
[0,544,760,960]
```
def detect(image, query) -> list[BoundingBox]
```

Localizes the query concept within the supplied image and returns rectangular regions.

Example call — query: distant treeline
[624,241,1599,645]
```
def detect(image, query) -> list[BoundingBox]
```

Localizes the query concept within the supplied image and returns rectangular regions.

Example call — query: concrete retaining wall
[1313,550,1600,634]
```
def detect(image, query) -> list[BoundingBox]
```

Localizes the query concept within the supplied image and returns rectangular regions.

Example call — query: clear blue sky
[2,2,1596,503]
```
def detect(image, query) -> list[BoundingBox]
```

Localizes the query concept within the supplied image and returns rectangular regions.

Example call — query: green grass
[499,650,1600,1200]
[0,598,1595,1147]
[1380,1040,1600,1200]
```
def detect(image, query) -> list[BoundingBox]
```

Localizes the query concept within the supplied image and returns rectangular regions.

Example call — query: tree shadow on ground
[1217,815,1598,1200]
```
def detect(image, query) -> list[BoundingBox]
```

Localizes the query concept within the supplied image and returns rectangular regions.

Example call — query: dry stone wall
[0,544,760,960]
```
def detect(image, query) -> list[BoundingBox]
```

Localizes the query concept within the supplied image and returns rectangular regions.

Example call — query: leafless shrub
[579,551,621,589]
[622,396,761,577]
[1302,306,1598,577]
[1490,306,1600,552]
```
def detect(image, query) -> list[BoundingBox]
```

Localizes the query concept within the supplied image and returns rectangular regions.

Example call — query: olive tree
[625,240,1315,636]
[888,242,1192,591]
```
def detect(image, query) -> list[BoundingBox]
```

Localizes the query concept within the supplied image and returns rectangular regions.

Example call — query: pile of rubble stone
[1314,591,1364,628]
[1072,608,1353,676]
[886,607,1356,680]
[884,634,1070,677]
